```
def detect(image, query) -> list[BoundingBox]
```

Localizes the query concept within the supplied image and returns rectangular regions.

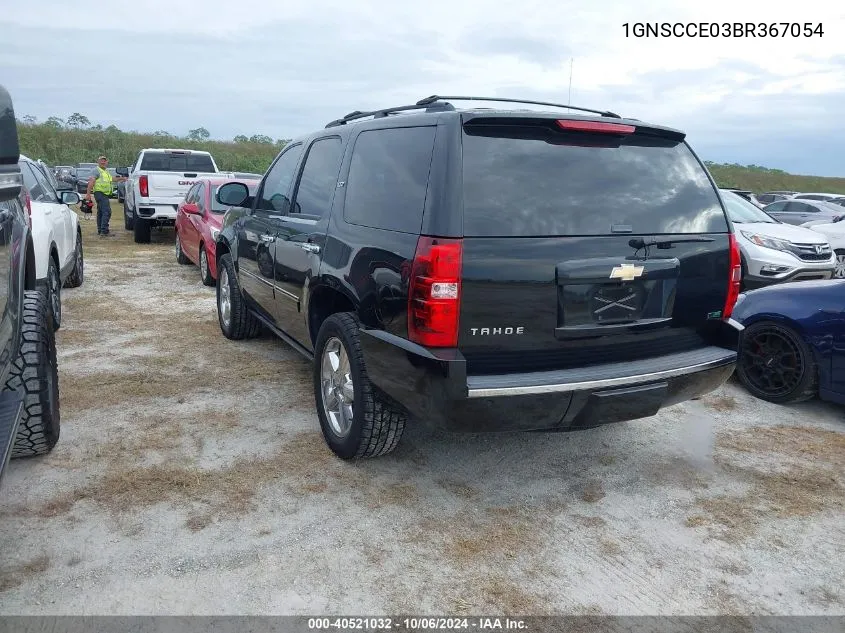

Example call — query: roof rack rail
[325,101,456,128]
[415,95,621,119]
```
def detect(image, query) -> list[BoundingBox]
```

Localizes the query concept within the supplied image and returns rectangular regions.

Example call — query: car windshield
[211,182,258,213]
[720,191,777,224]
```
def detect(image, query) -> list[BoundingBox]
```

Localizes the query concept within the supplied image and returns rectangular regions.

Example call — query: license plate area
[555,257,680,339]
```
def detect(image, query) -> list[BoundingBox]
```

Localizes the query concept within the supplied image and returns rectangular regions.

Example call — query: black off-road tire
[46,256,62,331]
[175,232,190,265]
[313,313,407,459]
[64,231,84,288]
[199,244,214,286]
[216,253,261,340]
[736,321,818,404]
[5,289,60,458]
[124,201,134,231]
[134,217,151,243]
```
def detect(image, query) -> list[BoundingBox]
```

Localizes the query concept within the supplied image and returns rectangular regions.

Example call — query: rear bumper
[744,267,833,289]
[136,203,178,222]
[359,329,737,432]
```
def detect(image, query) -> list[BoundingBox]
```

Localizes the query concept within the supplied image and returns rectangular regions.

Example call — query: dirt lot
[0,208,843,615]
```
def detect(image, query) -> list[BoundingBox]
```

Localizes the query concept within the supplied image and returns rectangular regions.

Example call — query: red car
[174,177,260,285]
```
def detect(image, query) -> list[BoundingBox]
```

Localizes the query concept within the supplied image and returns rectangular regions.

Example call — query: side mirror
[61,191,80,205]
[115,167,129,177]
[182,202,200,215]
[217,182,249,208]
[0,85,22,203]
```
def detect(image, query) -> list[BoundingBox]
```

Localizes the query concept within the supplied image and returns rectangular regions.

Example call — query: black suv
[0,85,62,484]
[214,95,741,460]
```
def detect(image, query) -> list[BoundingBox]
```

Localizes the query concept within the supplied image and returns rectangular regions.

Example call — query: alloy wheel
[320,337,355,438]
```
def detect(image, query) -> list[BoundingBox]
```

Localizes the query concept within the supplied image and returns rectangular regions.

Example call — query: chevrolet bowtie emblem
[609,263,644,281]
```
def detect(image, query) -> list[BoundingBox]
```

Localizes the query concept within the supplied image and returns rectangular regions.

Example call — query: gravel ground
[0,214,843,616]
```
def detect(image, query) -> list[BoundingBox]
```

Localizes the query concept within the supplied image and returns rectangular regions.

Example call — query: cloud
[1,0,842,175]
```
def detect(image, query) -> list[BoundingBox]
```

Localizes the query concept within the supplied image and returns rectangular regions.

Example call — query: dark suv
[214,95,741,459]
[0,85,62,484]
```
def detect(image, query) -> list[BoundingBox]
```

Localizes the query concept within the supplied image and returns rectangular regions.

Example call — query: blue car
[731,279,845,405]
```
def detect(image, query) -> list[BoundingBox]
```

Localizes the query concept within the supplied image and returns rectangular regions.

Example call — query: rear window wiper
[629,236,715,250]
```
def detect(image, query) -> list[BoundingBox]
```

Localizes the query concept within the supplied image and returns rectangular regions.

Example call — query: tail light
[723,233,742,319]
[139,175,149,197]
[408,236,463,347]
[556,120,636,134]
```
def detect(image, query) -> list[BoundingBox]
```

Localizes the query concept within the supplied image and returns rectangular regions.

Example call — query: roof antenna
[568,58,573,112]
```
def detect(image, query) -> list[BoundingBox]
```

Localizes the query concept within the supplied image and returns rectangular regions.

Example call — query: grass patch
[15,431,355,521]
[706,395,738,412]
[0,555,50,592]
[717,425,845,465]
[581,480,606,503]
[689,425,845,542]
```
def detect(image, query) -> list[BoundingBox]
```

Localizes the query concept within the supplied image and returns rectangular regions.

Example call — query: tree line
[15,113,845,194]
[16,113,287,173]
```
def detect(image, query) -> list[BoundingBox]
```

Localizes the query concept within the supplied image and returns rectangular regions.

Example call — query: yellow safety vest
[93,166,112,194]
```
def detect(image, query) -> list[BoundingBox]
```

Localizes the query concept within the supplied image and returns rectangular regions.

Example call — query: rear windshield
[461,121,728,237]
[140,152,215,172]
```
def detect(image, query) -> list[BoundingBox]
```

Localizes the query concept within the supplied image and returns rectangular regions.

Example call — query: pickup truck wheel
[199,245,214,286]
[216,253,261,340]
[46,257,61,331]
[124,201,134,230]
[63,233,84,288]
[314,313,407,459]
[175,233,190,265]
[134,217,151,244]
[5,289,60,458]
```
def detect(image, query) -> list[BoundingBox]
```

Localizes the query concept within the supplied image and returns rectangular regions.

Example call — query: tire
[199,244,214,286]
[216,253,261,340]
[124,201,134,231]
[5,289,60,458]
[63,232,84,288]
[46,256,61,331]
[134,217,151,244]
[313,313,407,459]
[834,250,845,279]
[735,320,818,404]
[175,232,190,265]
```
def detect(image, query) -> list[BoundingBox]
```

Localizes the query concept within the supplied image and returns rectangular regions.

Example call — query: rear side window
[139,152,215,172]
[461,121,728,237]
[343,126,436,234]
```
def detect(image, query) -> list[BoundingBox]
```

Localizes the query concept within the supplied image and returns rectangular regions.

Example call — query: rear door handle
[299,242,321,254]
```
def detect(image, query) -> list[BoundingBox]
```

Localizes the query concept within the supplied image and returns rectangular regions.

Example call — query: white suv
[19,155,85,330]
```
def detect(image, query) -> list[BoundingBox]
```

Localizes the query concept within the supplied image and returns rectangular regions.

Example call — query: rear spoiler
[462,114,686,142]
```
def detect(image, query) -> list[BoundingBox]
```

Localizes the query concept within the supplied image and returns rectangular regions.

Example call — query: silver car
[721,190,835,289]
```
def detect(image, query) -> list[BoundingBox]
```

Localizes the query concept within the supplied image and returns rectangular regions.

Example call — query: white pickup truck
[118,149,232,243]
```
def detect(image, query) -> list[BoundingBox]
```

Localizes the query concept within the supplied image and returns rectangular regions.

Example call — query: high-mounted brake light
[408,236,463,347]
[723,233,742,320]
[139,174,149,197]
[556,120,636,134]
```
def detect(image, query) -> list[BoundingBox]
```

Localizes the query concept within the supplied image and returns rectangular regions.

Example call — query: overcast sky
[2,1,842,176]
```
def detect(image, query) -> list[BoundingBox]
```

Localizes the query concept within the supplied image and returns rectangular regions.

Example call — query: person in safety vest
[86,155,127,237]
